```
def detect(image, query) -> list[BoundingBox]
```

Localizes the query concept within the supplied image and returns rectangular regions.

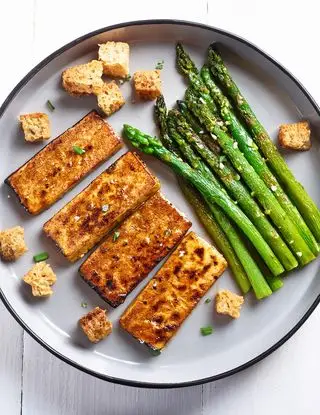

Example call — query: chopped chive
[73,146,85,155]
[150,348,161,356]
[205,298,211,304]
[113,231,120,242]
[155,60,164,70]
[81,302,88,308]
[119,74,131,85]
[46,100,55,111]
[33,252,49,262]
[200,326,213,336]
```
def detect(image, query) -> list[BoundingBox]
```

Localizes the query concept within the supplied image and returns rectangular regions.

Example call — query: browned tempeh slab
[80,192,191,307]
[5,111,122,214]
[120,232,227,352]
[43,152,160,262]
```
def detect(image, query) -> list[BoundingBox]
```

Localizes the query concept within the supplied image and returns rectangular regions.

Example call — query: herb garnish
[200,326,213,336]
[155,60,164,70]
[73,146,85,155]
[46,100,55,111]
[113,231,120,242]
[33,252,49,262]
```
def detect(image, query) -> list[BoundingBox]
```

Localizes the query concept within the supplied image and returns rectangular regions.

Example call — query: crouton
[98,42,129,78]
[19,113,50,142]
[96,81,125,116]
[23,262,57,297]
[215,289,244,319]
[133,70,161,100]
[278,121,311,151]
[0,226,28,261]
[62,60,104,96]
[79,307,112,343]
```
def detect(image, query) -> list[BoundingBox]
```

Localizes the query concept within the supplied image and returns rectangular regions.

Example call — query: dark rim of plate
[0,19,319,389]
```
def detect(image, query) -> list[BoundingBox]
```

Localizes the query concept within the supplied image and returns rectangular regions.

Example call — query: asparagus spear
[208,46,320,241]
[171,108,297,272]
[123,123,284,278]
[166,113,281,296]
[176,43,218,115]
[185,88,315,266]
[155,98,251,294]
[201,65,319,256]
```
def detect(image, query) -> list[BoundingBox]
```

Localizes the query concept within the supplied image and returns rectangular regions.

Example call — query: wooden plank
[22,335,202,415]
[0,304,23,415]
[0,1,34,414]
[202,309,320,415]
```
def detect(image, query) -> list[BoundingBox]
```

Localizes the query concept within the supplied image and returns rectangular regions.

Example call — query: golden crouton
[133,70,161,100]
[98,41,130,78]
[23,262,57,297]
[278,121,311,151]
[215,289,244,319]
[0,226,28,261]
[62,60,104,96]
[79,307,112,343]
[19,113,50,142]
[96,81,125,116]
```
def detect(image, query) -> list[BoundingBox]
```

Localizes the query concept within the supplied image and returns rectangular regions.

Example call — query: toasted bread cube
[215,289,244,319]
[278,121,311,151]
[79,307,112,343]
[97,82,125,116]
[133,70,161,100]
[98,42,129,78]
[62,60,104,96]
[0,226,28,261]
[23,262,57,297]
[19,113,50,142]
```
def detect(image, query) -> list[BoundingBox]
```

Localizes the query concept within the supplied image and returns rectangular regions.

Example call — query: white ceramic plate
[1,20,320,388]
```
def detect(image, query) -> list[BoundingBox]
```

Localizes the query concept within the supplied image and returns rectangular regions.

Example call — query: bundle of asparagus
[122,43,320,299]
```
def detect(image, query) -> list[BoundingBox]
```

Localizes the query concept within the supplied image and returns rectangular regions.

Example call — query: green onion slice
[46,100,55,111]
[33,252,49,262]
[200,326,213,336]
[73,146,85,155]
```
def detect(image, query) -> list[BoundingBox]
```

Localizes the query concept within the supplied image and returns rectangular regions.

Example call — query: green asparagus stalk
[177,100,221,154]
[208,46,320,241]
[155,98,252,294]
[166,114,281,295]
[123,124,284,278]
[176,43,218,115]
[185,88,315,266]
[201,65,319,256]
[172,108,297,272]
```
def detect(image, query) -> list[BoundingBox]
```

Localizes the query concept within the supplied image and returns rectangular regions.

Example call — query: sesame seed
[271,185,277,192]
[102,204,109,213]
[74,215,80,221]
[233,142,238,149]
[219,162,224,169]
[179,250,185,257]
[296,252,302,257]
[289,240,294,244]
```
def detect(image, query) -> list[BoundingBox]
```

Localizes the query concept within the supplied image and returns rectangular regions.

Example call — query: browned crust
[79,192,191,307]
[120,232,227,351]
[43,152,160,262]
[5,111,122,214]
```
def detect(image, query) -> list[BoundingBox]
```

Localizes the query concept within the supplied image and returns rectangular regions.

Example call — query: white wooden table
[1,1,320,413]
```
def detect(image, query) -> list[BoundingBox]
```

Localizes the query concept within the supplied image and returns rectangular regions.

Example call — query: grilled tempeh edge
[120,231,227,352]
[80,192,192,307]
[43,152,160,262]
[5,111,122,214]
